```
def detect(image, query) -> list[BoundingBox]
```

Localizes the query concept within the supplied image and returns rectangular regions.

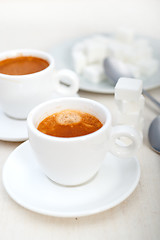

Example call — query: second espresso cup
[0,49,79,119]
[27,97,141,186]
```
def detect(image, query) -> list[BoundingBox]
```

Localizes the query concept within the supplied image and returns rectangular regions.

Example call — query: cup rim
[0,49,54,78]
[27,97,112,142]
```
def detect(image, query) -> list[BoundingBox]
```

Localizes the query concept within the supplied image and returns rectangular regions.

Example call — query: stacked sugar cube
[114,78,145,133]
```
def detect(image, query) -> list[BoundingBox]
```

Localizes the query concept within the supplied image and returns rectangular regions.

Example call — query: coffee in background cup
[0,56,49,75]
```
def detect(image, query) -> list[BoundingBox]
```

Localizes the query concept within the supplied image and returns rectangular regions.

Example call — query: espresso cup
[0,49,79,119]
[27,97,141,186]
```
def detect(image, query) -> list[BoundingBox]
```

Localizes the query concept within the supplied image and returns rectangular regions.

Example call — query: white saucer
[0,93,79,142]
[2,141,140,217]
[0,108,28,142]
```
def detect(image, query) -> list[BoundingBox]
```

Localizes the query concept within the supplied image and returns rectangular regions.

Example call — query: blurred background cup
[0,49,79,120]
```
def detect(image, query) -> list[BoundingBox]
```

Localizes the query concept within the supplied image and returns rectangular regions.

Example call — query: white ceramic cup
[0,49,79,119]
[27,97,141,186]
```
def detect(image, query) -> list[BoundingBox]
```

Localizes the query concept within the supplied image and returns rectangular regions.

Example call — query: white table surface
[0,0,160,239]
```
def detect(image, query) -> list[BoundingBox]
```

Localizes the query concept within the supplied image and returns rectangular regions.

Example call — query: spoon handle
[143,89,160,109]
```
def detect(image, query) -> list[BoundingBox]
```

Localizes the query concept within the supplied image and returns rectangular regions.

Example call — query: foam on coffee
[37,109,103,138]
[56,110,81,125]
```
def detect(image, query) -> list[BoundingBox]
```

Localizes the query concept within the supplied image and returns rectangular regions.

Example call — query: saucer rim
[2,140,140,218]
[0,108,28,142]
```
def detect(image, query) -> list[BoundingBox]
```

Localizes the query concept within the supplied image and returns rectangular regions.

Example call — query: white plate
[0,107,27,142]
[0,93,79,142]
[50,34,160,93]
[2,141,140,217]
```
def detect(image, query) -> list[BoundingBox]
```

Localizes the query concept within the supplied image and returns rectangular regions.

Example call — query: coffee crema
[0,56,49,75]
[37,109,103,138]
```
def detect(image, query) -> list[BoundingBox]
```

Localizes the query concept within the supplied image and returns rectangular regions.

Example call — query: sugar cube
[115,78,143,101]
[72,51,87,74]
[116,95,145,114]
[82,64,106,83]
[83,38,108,64]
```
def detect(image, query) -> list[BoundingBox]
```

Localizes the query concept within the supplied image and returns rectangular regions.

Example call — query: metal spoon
[103,58,160,109]
[103,57,160,153]
[148,115,160,153]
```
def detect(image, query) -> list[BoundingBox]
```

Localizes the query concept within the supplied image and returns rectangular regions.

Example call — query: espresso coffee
[37,109,103,138]
[0,56,49,75]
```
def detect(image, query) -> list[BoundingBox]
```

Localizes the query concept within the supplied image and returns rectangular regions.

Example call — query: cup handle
[109,125,142,158]
[54,69,79,96]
